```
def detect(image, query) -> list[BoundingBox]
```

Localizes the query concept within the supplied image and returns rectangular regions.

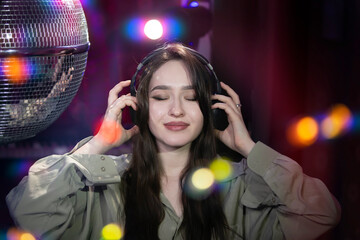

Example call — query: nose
[168,98,184,117]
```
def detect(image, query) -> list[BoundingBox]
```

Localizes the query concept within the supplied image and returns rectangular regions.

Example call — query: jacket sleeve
[247,141,341,240]
[6,137,129,239]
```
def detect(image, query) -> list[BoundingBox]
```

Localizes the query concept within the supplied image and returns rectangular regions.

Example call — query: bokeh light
[0,229,6,240]
[6,228,35,240]
[101,223,123,240]
[6,160,33,180]
[209,157,233,181]
[144,19,163,40]
[79,0,96,9]
[354,113,360,132]
[162,17,185,40]
[286,104,355,147]
[320,104,353,139]
[7,228,21,240]
[94,119,122,145]
[3,57,33,84]
[297,117,319,142]
[184,167,215,200]
[123,17,145,42]
[287,116,319,147]
[189,1,199,8]
[123,16,185,42]
[20,233,36,240]
[184,159,234,200]
[191,168,215,190]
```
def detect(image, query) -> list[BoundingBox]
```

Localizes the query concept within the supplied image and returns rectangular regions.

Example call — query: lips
[164,121,189,131]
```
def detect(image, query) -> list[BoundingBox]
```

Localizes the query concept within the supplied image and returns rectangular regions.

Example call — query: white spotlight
[144,19,163,40]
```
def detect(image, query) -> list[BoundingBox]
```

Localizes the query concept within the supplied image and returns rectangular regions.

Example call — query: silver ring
[236,104,241,108]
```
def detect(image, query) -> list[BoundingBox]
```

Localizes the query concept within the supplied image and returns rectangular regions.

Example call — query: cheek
[197,114,204,129]
[148,103,165,126]
[189,105,204,127]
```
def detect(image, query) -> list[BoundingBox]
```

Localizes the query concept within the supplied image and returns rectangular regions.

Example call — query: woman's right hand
[75,80,139,154]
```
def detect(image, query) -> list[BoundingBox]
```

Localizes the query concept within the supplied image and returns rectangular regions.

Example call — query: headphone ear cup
[130,81,137,125]
[212,87,229,130]
[212,101,229,131]
[130,107,137,125]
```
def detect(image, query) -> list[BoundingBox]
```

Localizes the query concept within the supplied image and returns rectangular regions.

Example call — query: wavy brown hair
[120,42,228,239]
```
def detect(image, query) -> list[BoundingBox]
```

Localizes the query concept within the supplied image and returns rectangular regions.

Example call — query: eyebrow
[150,85,194,92]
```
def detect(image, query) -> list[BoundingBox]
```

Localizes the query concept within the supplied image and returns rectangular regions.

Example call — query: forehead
[149,60,192,88]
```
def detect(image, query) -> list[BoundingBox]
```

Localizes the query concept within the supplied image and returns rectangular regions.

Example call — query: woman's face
[148,60,204,152]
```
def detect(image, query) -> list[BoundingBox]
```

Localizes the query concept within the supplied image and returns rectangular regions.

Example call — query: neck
[158,144,191,179]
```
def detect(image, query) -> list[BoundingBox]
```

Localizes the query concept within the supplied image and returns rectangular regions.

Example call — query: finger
[220,82,241,108]
[107,95,137,120]
[126,125,139,138]
[110,95,137,110]
[108,80,131,105]
[212,102,243,122]
[212,94,239,113]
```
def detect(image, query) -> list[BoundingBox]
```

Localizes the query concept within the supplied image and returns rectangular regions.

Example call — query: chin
[158,137,194,150]
[166,139,192,148]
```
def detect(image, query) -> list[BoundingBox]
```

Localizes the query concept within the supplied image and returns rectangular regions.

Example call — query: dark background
[1,0,360,239]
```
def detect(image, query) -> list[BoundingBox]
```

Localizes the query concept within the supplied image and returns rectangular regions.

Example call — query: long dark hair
[120,43,228,239]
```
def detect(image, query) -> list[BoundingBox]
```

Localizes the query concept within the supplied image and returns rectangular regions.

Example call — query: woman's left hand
[212,82,255,157]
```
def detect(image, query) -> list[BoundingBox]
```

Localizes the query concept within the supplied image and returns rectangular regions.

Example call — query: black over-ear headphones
[130,45,229,131]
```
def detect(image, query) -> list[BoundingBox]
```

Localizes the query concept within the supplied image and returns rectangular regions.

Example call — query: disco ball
[0,0,90,143]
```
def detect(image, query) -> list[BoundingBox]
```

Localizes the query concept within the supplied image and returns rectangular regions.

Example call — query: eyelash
[151,95,197,101]
[185,97,197,101]
[152,96,168,101]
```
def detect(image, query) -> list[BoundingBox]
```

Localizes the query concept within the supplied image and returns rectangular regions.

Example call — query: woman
[7,43,340,240]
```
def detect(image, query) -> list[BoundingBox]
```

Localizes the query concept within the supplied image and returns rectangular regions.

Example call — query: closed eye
[184,93,197,101]
[185,97,197,101]
[152,95,168,101]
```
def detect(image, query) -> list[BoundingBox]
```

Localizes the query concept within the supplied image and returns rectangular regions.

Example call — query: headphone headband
[131,45,221,96]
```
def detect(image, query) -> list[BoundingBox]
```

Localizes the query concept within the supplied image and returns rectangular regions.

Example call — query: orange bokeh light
[20,233,36,240]
[95,119,122,145]
[287,116,319,147]
[7,227,36,240]
[321,104,352,139]
[4,57,31,84]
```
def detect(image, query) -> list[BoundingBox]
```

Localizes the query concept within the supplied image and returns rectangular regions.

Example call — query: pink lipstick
[164,121,189,131]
